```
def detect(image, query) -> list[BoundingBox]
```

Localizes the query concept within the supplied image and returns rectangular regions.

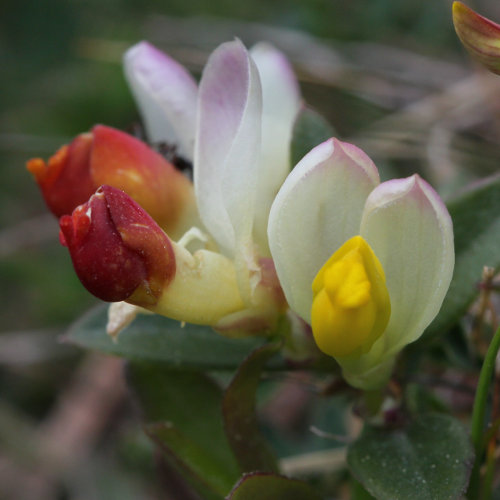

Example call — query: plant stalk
[467,326,500,499]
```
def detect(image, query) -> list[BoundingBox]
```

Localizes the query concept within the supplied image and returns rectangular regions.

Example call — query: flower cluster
[28,40,454,389]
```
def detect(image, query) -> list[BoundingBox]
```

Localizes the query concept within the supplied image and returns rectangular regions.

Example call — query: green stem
[468,326,500,499]
[481,450,496,500]
[363,388,385,418]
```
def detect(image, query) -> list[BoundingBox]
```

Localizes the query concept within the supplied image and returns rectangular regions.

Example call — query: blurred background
[1,0,500,498]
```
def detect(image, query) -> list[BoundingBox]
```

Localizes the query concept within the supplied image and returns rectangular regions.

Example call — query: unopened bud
[28,125,196,238]
[60,185,176,306]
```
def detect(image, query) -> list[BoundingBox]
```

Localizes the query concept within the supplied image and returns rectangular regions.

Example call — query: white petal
[195,40,262,257]
[250,43,302,254]
[106,302,142,339]
[123,41,198,159]
[268,138,380,321]
[360,175,454,357]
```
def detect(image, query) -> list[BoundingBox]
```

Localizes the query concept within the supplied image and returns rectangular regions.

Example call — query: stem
[481,444,496,500]
[471,326,500,451]
[468,326,500,499]
[363,388,385,417]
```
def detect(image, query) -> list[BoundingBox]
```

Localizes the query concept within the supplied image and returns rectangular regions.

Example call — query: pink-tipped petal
[194,39,262,256]
[360,175,454,357]
[124,41,198,159]
[268,138,380,321]
[250,43,302,253]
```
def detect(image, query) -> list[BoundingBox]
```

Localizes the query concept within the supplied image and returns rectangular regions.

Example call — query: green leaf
[227,472,323,500]
[223,343,281,473]
[428,173,500,336]
[128,362,240,499]
[347,413,474,500]
[65,305,286,370]
[351,478,377,500]
[290,106,336,167]
[146,423,227,500]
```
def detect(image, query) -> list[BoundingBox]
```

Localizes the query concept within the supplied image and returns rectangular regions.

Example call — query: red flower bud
[27,125,195,237]
[59,185,176,306]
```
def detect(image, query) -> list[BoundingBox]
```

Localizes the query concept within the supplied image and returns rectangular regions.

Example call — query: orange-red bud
[27,125,195,237]
[59,185,176,306]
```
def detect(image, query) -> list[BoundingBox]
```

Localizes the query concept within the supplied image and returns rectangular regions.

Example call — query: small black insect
[127,122,193,179]
[154,141,193,179]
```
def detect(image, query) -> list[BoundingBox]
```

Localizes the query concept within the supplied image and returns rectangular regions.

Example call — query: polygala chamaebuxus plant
[27,22,500,500]
[28,39,455,390]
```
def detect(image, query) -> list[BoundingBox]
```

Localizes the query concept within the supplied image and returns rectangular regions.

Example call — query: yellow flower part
[311,236,391,358]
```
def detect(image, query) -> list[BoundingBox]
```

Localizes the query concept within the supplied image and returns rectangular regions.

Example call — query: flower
[60,184,251,325]
[453,1,500,75]
[31,39,300,336]
[124,39,301,332]
[268,138,454,389]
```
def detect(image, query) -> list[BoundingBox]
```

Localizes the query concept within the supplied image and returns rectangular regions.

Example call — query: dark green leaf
[290,106,336,167]
[428,173,500,337]
[227,472,322,500]
[351,478,376,500]
[128,363,240,499]
[223,343,281,473]
[65,305,286,370]
[347,413,474,500]
[146,424,226,500]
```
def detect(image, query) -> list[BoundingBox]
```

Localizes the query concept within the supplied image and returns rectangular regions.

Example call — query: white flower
[268,138,455,388]
[122,39,301,333]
